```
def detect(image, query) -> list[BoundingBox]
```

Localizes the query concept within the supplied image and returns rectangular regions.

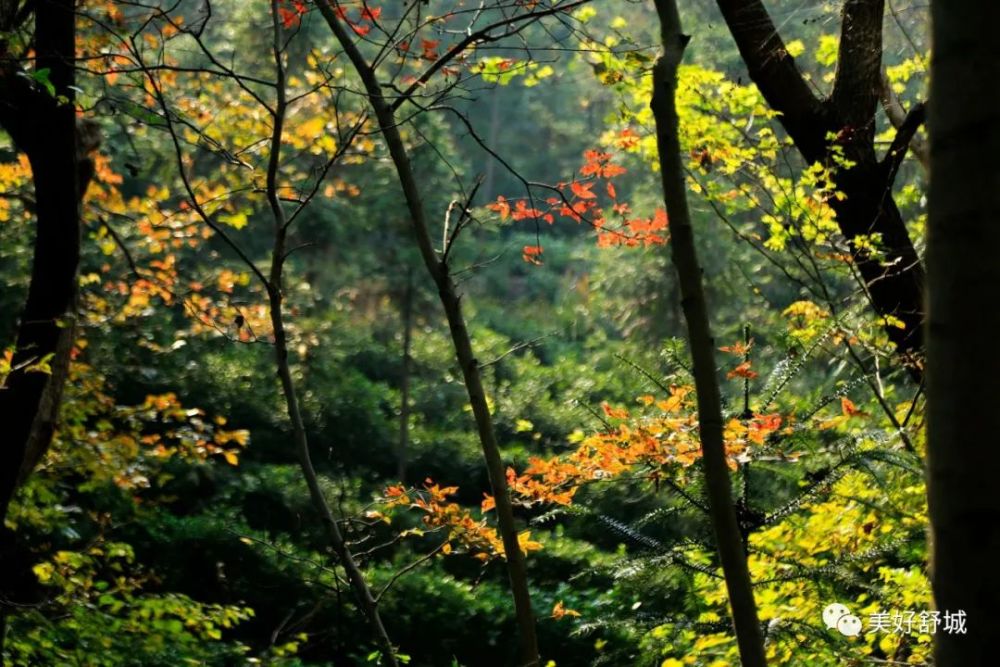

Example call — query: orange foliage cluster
[383,480,541,561]
[382,387,786,562]
[481,386,784,513]
[54,361,250,490]
[488,149,669,260]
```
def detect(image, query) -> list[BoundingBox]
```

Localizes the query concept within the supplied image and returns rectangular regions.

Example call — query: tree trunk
[316,7,541,665]
[650,2,767,665]
[0,0,79,529]
[925,0,1000,662]
[263,6,398,663]
[714,0,925,379]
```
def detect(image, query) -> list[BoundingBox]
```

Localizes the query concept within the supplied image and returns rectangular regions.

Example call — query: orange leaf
[726,361,758,380]
[522,244,543,265]
[570,181,597,199]
[481,494,496,512]
[719,339,753,356]
[487,195,510,220]
[552,600,581,619]
[841,396,866,417]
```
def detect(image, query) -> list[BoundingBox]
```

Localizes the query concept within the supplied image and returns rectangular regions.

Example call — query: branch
[714,0,827,159]
[388,0,591,112]
[880,70,928,169]
[881,99,926,187]
[830,0,886,141]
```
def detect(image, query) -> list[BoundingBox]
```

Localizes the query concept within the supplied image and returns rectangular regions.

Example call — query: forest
[1,0,997,665]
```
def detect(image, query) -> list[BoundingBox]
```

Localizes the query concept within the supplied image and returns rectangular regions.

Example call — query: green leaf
[31,68,57,96]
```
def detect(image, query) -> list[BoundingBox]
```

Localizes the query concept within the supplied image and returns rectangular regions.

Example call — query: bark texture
[650,2,767,665]
[926,0,1000,662]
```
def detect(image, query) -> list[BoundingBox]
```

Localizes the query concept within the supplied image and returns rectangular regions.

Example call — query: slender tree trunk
[649,2,767,665]
[263,7,398,663]
[316,7,541,665]
[925,1,1000,663]
[397,271,413,483]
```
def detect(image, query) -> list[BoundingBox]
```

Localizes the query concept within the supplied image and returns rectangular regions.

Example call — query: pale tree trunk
[316,7,540,665]
[649,1,767,665]
[926,0,1000,663]
[262,6,398,664]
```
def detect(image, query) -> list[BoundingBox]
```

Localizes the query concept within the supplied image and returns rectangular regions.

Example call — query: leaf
[719,339,753,356]
[522,245,543,265]
[726,361,758,380]
[487,195,510,220]
[552,600,581,619]
[841,396,867,417]
[421,39,440,61]
[25,352,55,376]
[219,211,249,229]
[570,181,597,199]
[30,68,57,97]
[481,494,495,512]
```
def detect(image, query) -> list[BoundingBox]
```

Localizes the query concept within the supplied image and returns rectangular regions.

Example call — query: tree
[0,0,82,526]
[649,1,766,664]
[0,8,87,651]
[93,3,400,660]
[714,0,926,378]
[314,5,544,660]
[926,0,1000,662]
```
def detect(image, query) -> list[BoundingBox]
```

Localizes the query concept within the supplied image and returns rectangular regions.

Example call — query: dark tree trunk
[925,0,1000,662]
[316,7,541,665]
[650,2,767,664]
[0,0,80,530]
[0,2,81,657]
[715,0,925,379]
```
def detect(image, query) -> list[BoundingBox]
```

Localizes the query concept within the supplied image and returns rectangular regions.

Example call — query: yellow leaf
[219,211,248,229]
[552,600,581,619]
[518,530,543,552]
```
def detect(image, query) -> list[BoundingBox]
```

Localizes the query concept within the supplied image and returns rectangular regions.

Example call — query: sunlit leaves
[552,600,581,619]
[381,478,542,562]
[489,148,668,258]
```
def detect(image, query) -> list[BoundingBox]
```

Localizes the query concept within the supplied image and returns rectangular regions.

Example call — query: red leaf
[421,39,440,60]
[570,181,597,200]
[841,397,866,417]
[522,245,543,265]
